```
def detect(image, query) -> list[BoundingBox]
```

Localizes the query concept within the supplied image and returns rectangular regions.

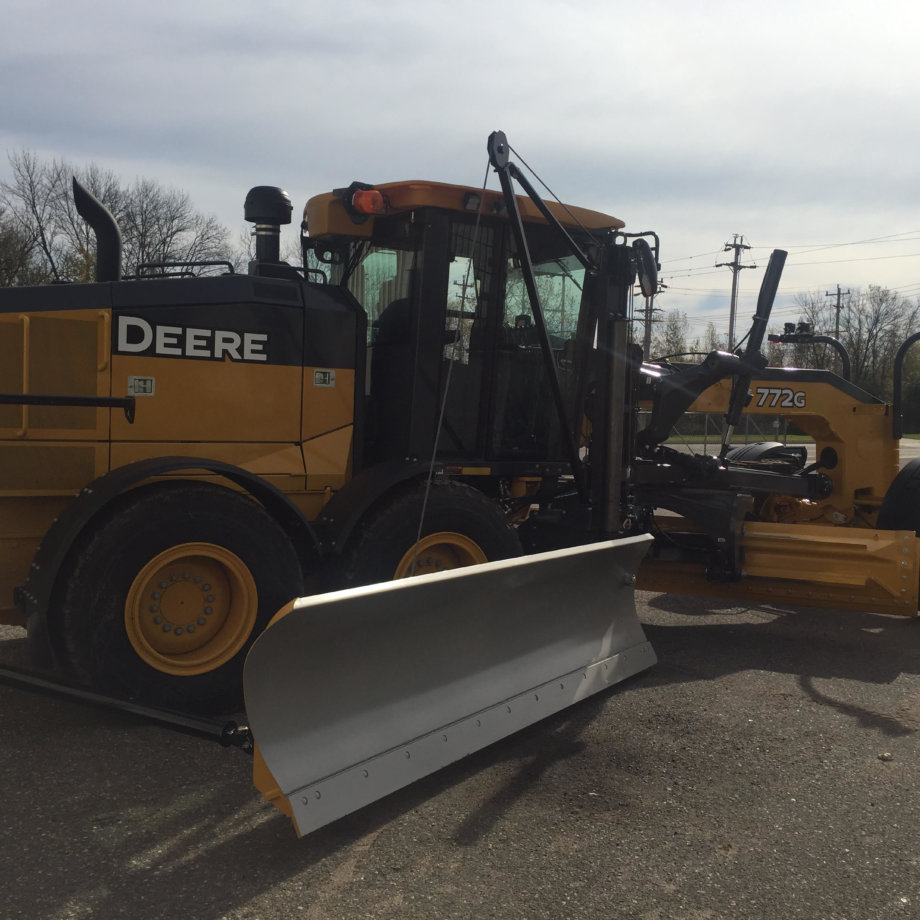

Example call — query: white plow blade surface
[244,534,655,836]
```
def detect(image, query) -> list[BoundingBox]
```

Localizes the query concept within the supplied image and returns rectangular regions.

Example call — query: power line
[655,230,920,338]
[665,249,920,283]
[662,248,724,264]
[665,231,920,283]
[750,230,920,256]
[668,231,920,266]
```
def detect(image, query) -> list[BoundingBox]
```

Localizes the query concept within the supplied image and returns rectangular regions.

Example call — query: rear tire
[342,479,522,586]
[55,482,303,712]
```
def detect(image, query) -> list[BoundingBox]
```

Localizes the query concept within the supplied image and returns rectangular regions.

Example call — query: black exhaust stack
[244,186,293,272]
[72,177,122,282]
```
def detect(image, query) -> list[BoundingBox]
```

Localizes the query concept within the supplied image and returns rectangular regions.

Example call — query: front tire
[55,482,303,712]
[878,458,920,534]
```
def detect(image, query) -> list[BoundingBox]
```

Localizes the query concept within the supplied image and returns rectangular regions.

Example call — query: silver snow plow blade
[244,535,655,837]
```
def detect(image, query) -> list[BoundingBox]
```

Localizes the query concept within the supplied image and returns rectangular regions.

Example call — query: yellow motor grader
[1,131,918,835]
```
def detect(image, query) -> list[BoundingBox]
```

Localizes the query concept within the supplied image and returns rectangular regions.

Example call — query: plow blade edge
[244,535,655,836]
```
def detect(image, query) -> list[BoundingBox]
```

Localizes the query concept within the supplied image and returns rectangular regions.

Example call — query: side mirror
[633,238,658,298]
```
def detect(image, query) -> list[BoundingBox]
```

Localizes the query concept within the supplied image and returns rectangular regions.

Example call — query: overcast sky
[2,0,918,340]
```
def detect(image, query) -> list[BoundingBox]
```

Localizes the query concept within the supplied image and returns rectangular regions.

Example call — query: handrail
[0,393,135,423]
[767,332,851,380]
[891,331,920,439]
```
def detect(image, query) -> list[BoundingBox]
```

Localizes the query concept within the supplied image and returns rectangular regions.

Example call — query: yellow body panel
[302,427,353,493]
[0,310,110,440]
[0,441,109,495]
[0,308,115,620]
[638,522,920,615]
[684,375,897,525]
[111,355,303,444]
[0,299,362,624]
[301,368,355,441]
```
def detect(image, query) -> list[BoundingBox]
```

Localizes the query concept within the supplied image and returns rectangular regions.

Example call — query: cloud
[3,0,919,327]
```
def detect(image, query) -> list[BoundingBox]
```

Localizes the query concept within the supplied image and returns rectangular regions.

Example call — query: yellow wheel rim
[124,542,257,676]
[393,532,488,578]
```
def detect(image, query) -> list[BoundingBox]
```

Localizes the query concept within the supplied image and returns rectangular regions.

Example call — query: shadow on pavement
[2,589,918,917]
[642,591,920,736]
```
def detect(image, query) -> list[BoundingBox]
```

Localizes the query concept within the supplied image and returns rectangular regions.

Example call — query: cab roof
[304,179,625,239]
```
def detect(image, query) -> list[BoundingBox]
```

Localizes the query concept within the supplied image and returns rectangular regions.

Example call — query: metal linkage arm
[720,249,787,457]
[487,131,589,500]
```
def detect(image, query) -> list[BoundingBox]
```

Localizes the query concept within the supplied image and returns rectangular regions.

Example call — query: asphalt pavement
[1,589,918,920]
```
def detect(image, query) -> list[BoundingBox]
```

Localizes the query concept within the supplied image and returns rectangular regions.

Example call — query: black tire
[878,458,920,535]
[342,479,522,587]
[54,482,303,712]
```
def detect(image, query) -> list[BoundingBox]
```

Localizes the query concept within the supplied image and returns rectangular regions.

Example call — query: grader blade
[243,535,655,837]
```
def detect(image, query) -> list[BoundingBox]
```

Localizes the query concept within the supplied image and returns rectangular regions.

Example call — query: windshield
[503,251,585,341]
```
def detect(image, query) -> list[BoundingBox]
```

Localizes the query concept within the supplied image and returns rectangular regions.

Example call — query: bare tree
[121,178,227,274]
[0,205,42,286]
[789,287,920,397]
[1,150,69,282]
[846,286,920,395]
[0,150,231,285]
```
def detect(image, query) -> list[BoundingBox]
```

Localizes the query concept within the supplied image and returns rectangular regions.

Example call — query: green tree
[650,309,690,360]
[691,322,727,355]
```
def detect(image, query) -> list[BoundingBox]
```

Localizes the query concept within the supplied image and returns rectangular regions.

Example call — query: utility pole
[716,234,756,349]
[640,280,666,357]
[825,284,850,339]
